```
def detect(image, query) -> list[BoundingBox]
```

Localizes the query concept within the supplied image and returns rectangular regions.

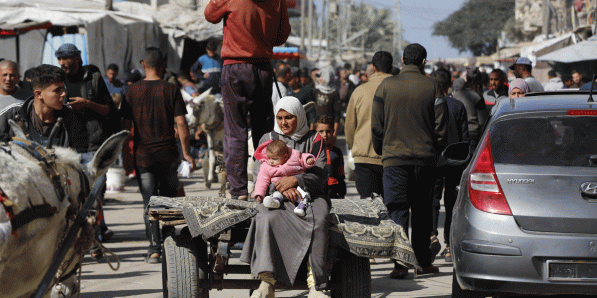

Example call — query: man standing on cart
[205,0,291,201]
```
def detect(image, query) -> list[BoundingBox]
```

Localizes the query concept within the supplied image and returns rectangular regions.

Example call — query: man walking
[271,62,291,109]
[55,43,120,245]
[345,51,393,199]
[483,69,508,105]
[371,43,449,278]
[510,57,544,93]
[120,47,194,263]
[205,0,291,200]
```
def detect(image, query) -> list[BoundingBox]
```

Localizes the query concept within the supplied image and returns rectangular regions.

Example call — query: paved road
[79,169,454,298]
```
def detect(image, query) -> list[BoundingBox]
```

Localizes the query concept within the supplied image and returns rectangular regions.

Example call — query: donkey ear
[8,119,27,139]
[193,87,212,105]
[86,130,130,185]
[303,102,316,113]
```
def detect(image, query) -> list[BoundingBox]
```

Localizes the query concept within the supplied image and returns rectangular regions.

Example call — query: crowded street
[1,0,597,297]
[79,138,454,298]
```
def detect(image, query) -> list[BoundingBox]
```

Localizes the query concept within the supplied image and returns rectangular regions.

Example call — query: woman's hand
[275,176,298,193]
[254,194,263,203]
[282,188,301,203]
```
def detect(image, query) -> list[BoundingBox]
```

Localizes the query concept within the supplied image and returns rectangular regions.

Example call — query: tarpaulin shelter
[538,35,597,63]
[0,21,52,71]
[537,35,597,82]
[0,1,176,76]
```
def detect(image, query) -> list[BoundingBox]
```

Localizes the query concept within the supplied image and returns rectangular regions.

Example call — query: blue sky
[313,0,472,59]
[394,0,471,59]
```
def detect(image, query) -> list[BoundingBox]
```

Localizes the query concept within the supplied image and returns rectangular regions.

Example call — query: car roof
[492,90,597,118]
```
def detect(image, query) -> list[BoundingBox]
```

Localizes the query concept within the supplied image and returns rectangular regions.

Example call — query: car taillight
[468,133,512,215]
[567,110,597,116]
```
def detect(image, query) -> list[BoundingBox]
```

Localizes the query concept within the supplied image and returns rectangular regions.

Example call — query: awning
[273,47,306,60]
[537,36,597,63]
[0,21,51,36]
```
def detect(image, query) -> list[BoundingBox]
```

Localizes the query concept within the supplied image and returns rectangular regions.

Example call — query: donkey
[0,126,129,298]
[188,88,225,189]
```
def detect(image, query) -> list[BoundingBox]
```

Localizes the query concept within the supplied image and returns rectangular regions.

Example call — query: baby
[253,140,315,216]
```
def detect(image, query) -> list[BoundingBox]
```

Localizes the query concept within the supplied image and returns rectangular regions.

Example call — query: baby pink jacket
[253,140,315,198]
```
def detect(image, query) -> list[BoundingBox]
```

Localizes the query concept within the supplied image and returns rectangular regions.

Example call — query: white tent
[0,0,220,75]
[538,35,597,63]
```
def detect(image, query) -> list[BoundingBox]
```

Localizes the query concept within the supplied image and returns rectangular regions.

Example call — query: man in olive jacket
[345,51,393,198]
[371,43,449,279]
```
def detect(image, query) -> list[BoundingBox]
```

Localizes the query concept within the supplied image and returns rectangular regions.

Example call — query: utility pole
[393,0,402,61]
[308,0,314,58]
[543,0,550,37]
[317,0,325,59]
[361,2,366,56]
[325,0,331,55]
[301,0,306,51]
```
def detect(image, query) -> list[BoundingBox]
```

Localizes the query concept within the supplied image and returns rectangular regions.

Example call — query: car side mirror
[441,142,471,166]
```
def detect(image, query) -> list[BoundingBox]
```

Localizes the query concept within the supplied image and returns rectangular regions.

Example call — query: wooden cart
[149,204,371,298]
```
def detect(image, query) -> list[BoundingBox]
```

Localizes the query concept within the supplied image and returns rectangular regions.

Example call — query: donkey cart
[148,195,419,298]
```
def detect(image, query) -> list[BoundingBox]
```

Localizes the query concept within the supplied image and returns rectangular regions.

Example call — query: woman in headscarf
[312,68,341,139]
[241,96,329,298]
[509,78,530,99]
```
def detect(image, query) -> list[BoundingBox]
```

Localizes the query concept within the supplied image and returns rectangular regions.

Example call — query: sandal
[430,235,441,263]
[145,253,161,264]
[442,247,453,262]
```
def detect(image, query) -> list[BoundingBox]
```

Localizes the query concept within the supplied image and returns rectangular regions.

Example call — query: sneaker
[294,200,307,217]
[263,196,281,209]
[416,265,440,275]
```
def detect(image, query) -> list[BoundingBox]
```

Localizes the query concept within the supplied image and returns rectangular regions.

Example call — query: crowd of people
[2,0,597,297]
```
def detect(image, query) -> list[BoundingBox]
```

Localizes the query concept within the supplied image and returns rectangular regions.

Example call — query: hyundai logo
[580,182,597,196]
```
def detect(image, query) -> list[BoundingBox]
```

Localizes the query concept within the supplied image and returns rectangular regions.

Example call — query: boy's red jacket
[205,0,291,65]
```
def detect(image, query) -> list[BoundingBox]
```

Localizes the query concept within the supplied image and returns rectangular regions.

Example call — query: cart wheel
[330,252,371,298]
[163,235,209,298]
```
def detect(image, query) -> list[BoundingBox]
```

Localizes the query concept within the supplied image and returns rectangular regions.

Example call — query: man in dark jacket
[56,43,120,154]
[56,43,120,245]
[0,65,82,147]
[431,68,469,263]
[371,43,449,279]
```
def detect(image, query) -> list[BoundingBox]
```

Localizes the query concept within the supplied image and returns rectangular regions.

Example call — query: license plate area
[548,260,597,281]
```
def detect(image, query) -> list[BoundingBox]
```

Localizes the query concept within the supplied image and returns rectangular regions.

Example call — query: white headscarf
[274,96,310,141]
[315,68,335,94]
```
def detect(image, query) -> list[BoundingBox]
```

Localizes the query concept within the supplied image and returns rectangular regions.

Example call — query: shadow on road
[81,288,161,297]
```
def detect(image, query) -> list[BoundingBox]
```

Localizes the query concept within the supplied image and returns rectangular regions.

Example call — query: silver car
[451,91,597,297]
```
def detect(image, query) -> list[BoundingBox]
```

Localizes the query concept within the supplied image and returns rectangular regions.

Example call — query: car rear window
[490,116,597,167]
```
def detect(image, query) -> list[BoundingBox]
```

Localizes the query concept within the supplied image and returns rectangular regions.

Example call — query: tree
[433,0,514,56]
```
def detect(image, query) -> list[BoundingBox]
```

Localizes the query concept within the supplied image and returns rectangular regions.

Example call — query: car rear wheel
[452,270,485,298]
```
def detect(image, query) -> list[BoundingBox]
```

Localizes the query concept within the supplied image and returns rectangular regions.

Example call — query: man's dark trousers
[431,165,463,246]
[383,165,436,269]
[221,62,274,196]
[354,163,384,198]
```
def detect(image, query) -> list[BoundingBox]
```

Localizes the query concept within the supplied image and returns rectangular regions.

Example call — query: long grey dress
[240,130,329,288]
